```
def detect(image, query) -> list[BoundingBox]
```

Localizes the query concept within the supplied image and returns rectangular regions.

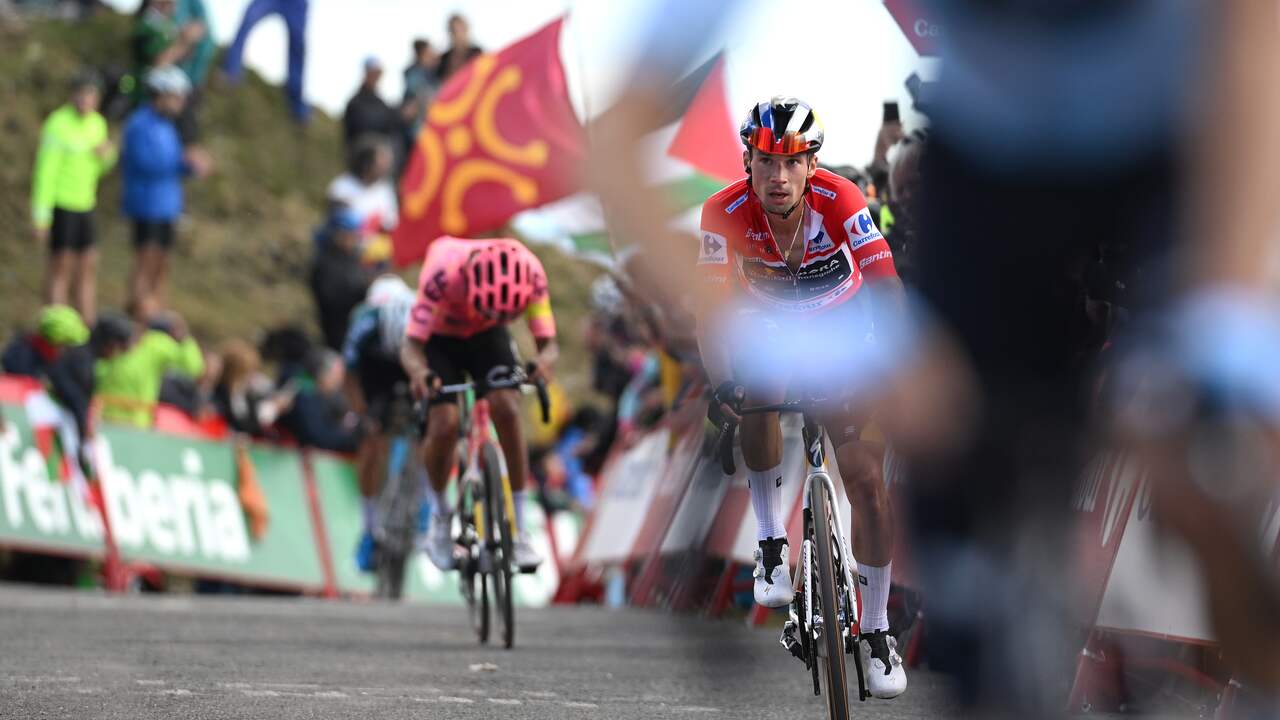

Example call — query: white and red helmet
[740,96,825,155]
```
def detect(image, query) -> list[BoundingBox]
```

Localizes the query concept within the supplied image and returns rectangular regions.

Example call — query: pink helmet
[465,240,547,321]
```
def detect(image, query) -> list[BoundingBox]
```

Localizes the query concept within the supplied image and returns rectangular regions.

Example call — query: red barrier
[299,452,340,599]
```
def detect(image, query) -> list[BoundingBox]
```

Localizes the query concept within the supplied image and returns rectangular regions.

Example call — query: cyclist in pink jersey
[400,236,557,571]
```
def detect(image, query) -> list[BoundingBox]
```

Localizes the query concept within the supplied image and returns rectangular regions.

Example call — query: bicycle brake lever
[717,421,738,475]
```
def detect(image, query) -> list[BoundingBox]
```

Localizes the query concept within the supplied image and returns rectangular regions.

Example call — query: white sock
[512,490,528,533]
[361,498,375,533]
[426,485,448,519]
[859,561,892,633]
[747,463,786,541]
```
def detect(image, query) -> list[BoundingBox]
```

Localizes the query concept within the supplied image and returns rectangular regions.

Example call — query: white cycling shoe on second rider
[513,531,542,572]
[859,628,908,699]
[753,537,794,608]
[424,513,456,570]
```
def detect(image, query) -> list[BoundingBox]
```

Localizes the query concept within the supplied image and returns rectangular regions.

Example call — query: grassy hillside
[0,13,604,397]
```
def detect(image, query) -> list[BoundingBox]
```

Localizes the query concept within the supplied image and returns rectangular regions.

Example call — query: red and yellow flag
[394,17,585,266]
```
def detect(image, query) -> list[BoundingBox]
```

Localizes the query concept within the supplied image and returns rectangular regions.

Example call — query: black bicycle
[717,399,871,719]
[372,382,426,600]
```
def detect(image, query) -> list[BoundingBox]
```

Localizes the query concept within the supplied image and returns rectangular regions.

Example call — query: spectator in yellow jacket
[30,71,117,323]
[94,310,204,428]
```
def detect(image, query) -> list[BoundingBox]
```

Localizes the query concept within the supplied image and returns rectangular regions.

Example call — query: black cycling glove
[707,381,744,427]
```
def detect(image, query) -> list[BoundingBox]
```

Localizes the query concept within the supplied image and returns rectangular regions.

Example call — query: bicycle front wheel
[482,442,515,650]
[460,487,490,645]
[812,476,851,720]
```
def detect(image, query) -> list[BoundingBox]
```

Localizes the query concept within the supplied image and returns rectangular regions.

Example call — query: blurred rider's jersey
[928,0,1205,172]
[405,237,556,343]
[697,168,897,314]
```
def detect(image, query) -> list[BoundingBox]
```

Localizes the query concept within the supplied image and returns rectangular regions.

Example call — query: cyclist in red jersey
[696,97,907,699]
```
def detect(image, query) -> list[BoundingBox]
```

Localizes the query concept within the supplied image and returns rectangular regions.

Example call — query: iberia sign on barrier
[0,400,326,589]
[0,383,574,606]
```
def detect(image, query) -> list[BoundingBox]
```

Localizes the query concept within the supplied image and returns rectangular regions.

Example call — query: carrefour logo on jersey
[843,209,882,250]
[699,231,728,265]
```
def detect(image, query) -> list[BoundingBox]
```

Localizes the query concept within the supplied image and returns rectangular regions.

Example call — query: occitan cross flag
[394,17,585,266]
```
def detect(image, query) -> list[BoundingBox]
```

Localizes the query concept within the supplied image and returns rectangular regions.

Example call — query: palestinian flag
[512,53,741,265]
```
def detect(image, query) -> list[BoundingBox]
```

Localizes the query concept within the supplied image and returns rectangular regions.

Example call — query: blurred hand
[528,354,555,385]
[184,147,213,177]
[151,310,189,340]
[409,369,440,402]
[180,21,206,43]
[95,140,115,160]
[34,226,49,245]
[707,381,744,426]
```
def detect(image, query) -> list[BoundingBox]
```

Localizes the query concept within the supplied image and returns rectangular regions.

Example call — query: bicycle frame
[798,417,861,641]
[454,394,517,547]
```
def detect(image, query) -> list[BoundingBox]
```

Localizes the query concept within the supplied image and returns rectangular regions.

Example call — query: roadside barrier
[560,392,1252,715]
[0,375,574,605]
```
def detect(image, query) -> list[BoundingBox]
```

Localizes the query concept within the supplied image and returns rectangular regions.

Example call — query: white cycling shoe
[424,513,456,571]
[513,531,542,572]
[753,538,794,608]
[859,629,907,699]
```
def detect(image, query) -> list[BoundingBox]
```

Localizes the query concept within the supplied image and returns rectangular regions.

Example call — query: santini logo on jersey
[725,194,748,214]
[698,231,729,265]
[858,250,892,269]
[811,185,837,200]
[843,208,883,250]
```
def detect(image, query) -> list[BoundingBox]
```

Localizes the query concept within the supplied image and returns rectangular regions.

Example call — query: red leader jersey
[697,168,897,314]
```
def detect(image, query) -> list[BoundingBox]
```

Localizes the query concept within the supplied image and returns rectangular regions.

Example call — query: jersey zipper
[767,210,807,300]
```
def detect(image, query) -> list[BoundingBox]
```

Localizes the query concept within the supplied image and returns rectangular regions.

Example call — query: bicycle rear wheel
[812,476,851,720]
[482,442,515,649]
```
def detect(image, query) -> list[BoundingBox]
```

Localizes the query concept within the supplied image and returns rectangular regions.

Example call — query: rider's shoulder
[807,168,863,206]
[702,177,753,216]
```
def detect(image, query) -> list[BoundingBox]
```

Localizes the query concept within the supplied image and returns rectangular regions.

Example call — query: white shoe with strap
[753,537,794,608]
[859,629,908,699]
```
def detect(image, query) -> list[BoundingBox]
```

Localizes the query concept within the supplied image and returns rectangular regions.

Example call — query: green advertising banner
[307,451,458,603]
[0,402,106,558]
[0,393,326,590]
[95,424,325,589]
[1,387,582,605]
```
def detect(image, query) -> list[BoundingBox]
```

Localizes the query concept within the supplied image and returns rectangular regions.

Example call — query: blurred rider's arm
[340,310,377,419]
[401,264,440,402]
[524,292,558,383]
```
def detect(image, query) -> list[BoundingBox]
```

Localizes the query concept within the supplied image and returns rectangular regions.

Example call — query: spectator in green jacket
[94,310,204,428]
[174,0,214,143]
[131,0,205,110]
[31,72,117,325]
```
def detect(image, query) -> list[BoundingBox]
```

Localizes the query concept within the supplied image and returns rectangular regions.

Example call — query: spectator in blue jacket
[120,66,211,319]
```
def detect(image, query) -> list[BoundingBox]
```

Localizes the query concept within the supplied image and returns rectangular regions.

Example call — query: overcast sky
[104,0,928,167]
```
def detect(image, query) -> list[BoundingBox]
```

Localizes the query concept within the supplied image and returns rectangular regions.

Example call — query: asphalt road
[0,583,969,720]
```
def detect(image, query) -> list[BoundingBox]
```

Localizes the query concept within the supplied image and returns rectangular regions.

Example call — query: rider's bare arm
[399,338,432,400]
